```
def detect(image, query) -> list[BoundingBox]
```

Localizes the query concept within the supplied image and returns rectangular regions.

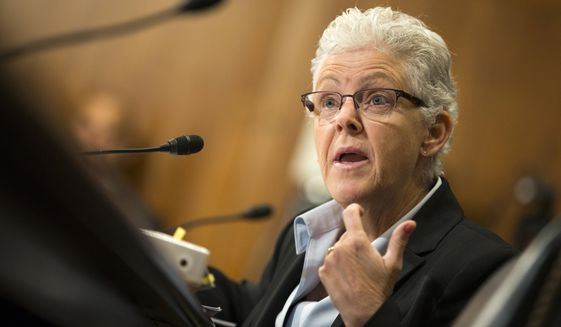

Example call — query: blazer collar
[396,177,464,288]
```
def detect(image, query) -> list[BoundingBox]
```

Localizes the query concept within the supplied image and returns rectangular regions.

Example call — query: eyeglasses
[300,88,427,123]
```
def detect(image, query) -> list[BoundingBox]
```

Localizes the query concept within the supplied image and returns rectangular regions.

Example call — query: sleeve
[195,267,261,323]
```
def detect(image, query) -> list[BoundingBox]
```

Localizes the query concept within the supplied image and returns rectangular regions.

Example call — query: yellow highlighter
[173,227,186,240]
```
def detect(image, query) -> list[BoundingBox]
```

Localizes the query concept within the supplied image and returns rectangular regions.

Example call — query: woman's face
[314,48,428,207]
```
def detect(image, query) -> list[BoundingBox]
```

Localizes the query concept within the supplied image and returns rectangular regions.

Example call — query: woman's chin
[330,186,366,207]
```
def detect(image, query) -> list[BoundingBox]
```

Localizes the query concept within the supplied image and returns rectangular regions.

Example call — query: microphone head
[179,0,224,12]
[168,135,204,155]
[241,204,273,219]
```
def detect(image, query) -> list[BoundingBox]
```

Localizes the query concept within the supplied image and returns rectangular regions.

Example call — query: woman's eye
[322,97,339,109]
[369,94,389,105]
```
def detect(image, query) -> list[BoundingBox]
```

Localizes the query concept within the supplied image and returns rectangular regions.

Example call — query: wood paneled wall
[1,0,561,281]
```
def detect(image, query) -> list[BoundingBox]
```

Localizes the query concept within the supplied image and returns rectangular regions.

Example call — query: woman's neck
[358,182,427,240]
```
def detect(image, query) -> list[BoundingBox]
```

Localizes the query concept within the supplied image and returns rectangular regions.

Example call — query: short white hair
[311,7,458,182]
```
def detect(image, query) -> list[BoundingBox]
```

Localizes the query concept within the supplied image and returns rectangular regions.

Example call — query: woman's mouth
[337,153,368,163]
[334,149,369,168]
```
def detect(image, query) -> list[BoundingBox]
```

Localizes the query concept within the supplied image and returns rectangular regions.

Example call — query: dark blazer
[197,179,516,326]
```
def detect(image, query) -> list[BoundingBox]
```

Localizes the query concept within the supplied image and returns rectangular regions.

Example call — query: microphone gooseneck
[172,204,274,231]
[81,134,204,156]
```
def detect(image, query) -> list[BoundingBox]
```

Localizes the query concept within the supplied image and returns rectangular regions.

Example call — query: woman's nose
[334,97,363,134]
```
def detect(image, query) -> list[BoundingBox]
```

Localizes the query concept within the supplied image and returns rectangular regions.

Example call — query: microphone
[0,0,224,62]
[81,134,204,156]
[171,204,273,231]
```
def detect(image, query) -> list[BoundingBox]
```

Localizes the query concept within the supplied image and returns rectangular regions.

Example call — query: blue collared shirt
[275,178,442,327]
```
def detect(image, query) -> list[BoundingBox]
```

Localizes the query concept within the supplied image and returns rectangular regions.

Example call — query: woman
[198,7,515,327]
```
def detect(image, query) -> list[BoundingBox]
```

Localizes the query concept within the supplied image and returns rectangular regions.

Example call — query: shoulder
[393,217,516,325]
[426,217,517,298]
[439,218,515,261]
[424,216,515,274]
[413,178,515,264]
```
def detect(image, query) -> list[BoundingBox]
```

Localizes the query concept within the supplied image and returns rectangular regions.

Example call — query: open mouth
[338,153,368,163]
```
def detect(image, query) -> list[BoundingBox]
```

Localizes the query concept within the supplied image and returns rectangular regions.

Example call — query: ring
[326,246,335,255]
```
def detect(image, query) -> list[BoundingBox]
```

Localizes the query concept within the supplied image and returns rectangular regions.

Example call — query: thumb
[342,203,366,234]
[384,220,416,272]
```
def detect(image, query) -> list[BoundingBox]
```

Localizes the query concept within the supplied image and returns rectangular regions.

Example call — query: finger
[338,230,349,242]
[342,203,365,234]
[383,220,416,271]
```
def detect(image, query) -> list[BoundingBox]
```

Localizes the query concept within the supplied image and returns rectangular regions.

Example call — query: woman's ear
[421,111,452,156]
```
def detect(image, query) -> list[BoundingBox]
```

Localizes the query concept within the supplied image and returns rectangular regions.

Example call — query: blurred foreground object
[454,216,561,327]
[0,79,212,326]
[513,176,557,250]
[0,0,224,61]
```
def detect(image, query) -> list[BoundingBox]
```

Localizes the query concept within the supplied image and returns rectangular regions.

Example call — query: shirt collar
[294,201,343,254]
[293,177,443,255]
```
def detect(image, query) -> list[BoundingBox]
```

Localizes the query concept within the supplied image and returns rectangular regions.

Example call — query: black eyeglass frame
[300,88,427,116]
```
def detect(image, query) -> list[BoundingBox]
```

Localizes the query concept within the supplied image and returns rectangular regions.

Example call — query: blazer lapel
[395,178,464,285]
[244,253,305,327]
[395,248,425,289]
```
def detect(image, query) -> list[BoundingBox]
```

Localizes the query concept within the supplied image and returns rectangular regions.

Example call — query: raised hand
[319,203,416,327]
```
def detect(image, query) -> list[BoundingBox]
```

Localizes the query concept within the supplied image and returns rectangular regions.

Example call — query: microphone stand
[81,146,165,156]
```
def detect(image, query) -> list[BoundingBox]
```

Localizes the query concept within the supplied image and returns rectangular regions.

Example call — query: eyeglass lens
[305,89,399,121]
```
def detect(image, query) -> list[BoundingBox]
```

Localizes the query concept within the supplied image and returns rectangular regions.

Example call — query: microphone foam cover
[169,135,204,155]
[179,0,223,12]
[242,204,273,219]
